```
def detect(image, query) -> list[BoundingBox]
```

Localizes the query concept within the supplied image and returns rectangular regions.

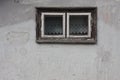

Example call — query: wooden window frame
[67,13,91,38]
[36,7,97,44]
[41,12,65,38]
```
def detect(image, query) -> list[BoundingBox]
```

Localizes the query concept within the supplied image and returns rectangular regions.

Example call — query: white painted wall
[0,0,120,80]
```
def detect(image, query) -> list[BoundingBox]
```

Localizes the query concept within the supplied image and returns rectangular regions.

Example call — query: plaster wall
[0,0,120,80]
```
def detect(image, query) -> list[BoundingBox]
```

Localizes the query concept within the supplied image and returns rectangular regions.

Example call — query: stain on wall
[6,31,29,44]
[96,46,113,80]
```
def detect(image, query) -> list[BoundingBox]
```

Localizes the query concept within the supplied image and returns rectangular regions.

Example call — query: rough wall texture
[0,0,120,80]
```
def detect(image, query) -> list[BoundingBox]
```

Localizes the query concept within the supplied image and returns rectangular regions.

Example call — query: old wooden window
[41,13,65,37]
[36,7,97,44]
[67,13,91,38]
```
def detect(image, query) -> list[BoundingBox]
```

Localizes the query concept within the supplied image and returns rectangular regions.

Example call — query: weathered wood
[36,7,97,44]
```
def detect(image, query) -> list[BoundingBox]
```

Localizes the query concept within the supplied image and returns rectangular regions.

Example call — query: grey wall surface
[0,0,120,80]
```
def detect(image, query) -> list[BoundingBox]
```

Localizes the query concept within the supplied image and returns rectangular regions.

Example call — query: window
[36,7,97,44]
[67,13,91,37]
[41,13,65,37]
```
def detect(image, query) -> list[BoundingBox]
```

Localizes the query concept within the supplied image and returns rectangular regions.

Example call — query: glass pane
[44,15,63,35]
[69,15,88,35]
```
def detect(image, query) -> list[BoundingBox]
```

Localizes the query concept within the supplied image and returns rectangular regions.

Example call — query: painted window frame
[41,12,65,38]
[67,13,91,38]
[36,7,97,44]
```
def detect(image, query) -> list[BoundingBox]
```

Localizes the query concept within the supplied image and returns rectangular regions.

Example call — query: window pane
[69,15,88,35]
[44,15,63,35]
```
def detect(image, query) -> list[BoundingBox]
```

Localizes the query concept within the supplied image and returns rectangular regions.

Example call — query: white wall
[0,0,120,80]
